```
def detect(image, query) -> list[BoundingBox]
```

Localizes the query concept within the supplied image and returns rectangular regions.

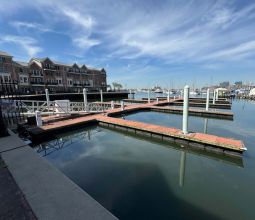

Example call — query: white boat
[155,88,163,93]
[190,91,199,95]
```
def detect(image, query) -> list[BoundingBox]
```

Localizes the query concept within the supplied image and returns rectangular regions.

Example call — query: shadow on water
[62,157,224,220]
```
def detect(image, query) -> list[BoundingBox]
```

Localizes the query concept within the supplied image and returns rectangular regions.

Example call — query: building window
[0,57,6,62]
[4,76,10,83]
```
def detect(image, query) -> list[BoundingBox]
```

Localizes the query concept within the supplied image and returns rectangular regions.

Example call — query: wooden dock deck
[26,99,245,156]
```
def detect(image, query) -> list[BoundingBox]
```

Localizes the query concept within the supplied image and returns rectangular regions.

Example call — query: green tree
[112,82,123,91]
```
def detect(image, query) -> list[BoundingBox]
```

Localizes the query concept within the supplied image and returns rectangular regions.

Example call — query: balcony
[72,83,92,87]
[46,82,59,86]
[30,81,45,85]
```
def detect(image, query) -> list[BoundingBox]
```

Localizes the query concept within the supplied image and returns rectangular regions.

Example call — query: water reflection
[35,128,100,157]
[204,118,208,134]
[179,150,186,187]
[33,124,251,220]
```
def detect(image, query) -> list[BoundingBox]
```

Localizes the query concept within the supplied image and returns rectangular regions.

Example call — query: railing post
[35,111,42,127]
[206,88,210,111]
[121,101,124,110]
[213,90,216,104]
[111,101,114,109]
[83,88,87,112]
[100,89,103,103]
[45,89,50,112]
[148,89,150,103]
[182,85,189,135]
[156,97,159,104]
[167,90,170,102]
[216,90,219,101]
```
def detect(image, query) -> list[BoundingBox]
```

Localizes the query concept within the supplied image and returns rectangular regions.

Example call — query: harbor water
[34,94,255,220]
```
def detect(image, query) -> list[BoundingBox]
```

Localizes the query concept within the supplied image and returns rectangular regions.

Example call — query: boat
[155,88,163,93]
[190,91,199,95]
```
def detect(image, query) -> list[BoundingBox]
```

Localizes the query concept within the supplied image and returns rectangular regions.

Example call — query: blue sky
[1,0,255,88]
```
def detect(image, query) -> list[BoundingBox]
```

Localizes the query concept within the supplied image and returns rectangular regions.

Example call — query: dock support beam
[100,90,103,103]
[213,90,216,104]
[111,101,114,109]
[206,88,210,111]
[182,85,189,135]
[45,89,50,112]
[167,90,170,102]
[148,89,151,103]
[83,88,87,111]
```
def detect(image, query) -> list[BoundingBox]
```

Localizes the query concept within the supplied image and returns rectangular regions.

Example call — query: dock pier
[26,97,245,157]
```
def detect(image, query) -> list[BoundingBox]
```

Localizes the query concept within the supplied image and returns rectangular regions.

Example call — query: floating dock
[166,101,231,109]
[26,99,245,157]
[149,106,233,120]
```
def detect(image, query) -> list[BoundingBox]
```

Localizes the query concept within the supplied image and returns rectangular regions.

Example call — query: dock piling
[182,85,190,134]
[213,90,216,104]
[111,101,114,109]
[206,88,210,111]
[83,88,87,111]
[121,101,124,110]
[167,90,170,102]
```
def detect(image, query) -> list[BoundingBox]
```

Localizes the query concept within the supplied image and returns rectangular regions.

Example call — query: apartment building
[0,51,107,94]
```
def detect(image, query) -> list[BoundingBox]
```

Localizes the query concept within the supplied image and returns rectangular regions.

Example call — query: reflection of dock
[179,151,186,187]
[102,122,244,168]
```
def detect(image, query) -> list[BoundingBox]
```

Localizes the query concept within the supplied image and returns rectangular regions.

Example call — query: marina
[1,1,255,219]
[28,97,255,220]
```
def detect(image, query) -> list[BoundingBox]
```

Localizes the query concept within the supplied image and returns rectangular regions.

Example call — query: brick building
[0,51,107,94]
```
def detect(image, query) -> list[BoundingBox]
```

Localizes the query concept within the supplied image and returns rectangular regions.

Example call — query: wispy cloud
[59,7,95,30]
[1,0,255,86]
[206,40,255,60]
[73,37,100,49]
[0,35,42,57]
[10,21,51,32]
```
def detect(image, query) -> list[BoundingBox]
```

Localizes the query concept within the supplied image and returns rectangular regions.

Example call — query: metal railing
[8,100,114,115]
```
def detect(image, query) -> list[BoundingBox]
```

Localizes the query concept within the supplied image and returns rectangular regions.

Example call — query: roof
[0,51,12,57]
[52,60,72,67]
[28,57,106,72]
[13,61,29,67]
[215,88,228,91]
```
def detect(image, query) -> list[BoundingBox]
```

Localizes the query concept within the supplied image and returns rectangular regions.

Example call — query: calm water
[34,98,255,220]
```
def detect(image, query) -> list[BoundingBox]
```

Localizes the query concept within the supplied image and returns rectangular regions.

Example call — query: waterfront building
[219,81,230,88]
[0,51,107,94]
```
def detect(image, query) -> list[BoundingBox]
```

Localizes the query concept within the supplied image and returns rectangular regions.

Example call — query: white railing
[11,100,113,115]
